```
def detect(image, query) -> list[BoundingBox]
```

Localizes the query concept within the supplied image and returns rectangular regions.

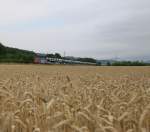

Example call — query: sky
[0,0,150,60]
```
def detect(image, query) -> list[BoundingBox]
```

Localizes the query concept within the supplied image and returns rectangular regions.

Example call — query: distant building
[34,53,96,65]
[34,53,47,64]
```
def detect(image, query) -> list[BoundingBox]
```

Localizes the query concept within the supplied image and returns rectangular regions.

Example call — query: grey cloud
[0,0,150,59]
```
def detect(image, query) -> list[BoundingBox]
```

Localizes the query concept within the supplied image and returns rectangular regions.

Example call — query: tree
[55,53,62,58]
[0,43,6,54]
[47,54,55,58]
[112,61,149,66]
[47,53,62,58]
[77,58,96,63]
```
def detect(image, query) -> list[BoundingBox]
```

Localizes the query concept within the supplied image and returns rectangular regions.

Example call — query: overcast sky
[0,0,150,60]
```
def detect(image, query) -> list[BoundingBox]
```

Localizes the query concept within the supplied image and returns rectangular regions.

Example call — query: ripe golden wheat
[0,65,150,132]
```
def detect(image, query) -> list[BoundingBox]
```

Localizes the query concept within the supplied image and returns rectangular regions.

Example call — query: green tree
[55,53,62,58]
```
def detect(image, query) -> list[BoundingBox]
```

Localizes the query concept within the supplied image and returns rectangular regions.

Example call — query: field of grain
[0,64,150,132]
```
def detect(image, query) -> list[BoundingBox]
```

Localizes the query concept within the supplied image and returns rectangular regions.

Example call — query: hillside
[0,43,35,63]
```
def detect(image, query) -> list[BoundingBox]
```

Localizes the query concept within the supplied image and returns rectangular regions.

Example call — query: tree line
[111,61,150,66]
[0,43,35,63]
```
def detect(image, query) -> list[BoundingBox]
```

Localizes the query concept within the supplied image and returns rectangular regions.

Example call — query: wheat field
[0,64,150,132]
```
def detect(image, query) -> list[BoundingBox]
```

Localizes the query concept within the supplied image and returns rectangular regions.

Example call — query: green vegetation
[47,53,62,59]
[76,57,96,63]
[111,61,150,66]
[0,43,35,63]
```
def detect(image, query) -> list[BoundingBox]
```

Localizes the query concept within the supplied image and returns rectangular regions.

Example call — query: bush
[112,61,149,66]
